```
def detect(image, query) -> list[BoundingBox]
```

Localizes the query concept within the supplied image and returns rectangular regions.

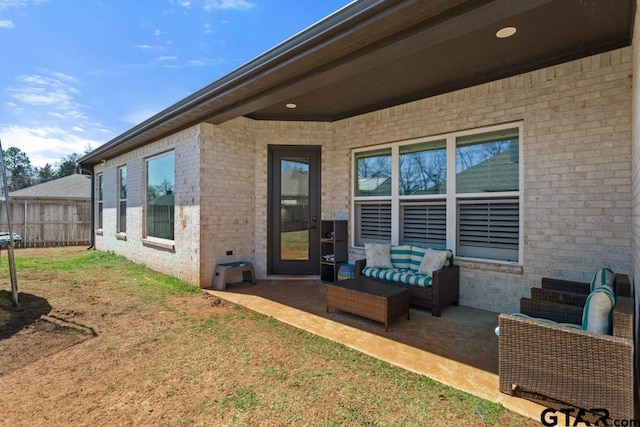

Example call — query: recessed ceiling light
[496,26,517,39]
[285,103,297,109]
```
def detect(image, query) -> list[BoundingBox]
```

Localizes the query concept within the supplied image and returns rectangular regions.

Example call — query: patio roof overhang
[78,0,634,167]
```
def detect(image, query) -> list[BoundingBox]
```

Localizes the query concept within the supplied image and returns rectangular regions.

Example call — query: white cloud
[0,124,101,167]
[203,0,255,12]
[8,72,83,116]
[153,29,164,36]
[0,0,47,12]
[160,57,225,69]
[0,19,13,28]
[155,55,177,62]
[49,71,80,85]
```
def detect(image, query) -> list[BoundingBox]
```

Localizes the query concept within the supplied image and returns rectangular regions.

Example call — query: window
[97,174,103,230]
[352,123,521,263]
[145,152,175,240]
[117,166,127,234]
[354,149,391,244]
[455,128,519,261]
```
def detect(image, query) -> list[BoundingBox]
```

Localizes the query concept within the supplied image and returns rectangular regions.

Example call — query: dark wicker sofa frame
[499,273,635,420]
[354,256,459,316]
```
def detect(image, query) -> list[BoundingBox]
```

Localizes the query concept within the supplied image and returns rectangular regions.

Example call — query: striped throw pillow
[590,267,614,292]
[390,245,411,269]
[582,284,615,334]
[409,246,427,271]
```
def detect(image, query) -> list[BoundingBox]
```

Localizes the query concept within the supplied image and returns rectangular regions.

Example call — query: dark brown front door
[268,146,321,275]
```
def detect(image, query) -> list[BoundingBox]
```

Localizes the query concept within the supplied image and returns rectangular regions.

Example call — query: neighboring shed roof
[8,174,91,200]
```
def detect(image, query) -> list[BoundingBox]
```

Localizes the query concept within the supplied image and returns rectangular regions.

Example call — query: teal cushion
[590,267,614,292]
[409,245,428,271]
[400,273,432,287]
[361,267,432,287]
[582,284,615,334]
[362,267,407,281]
[390,245,412,269]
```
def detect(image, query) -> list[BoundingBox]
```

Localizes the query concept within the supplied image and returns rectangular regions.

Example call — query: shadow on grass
[0,290,52,339]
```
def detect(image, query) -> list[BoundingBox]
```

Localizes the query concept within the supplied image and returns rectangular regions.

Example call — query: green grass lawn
[0,248,538,426]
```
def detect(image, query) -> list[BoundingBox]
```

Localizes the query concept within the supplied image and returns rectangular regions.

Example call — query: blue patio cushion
[362,267,433,287]
[337,264,355,281]
[590,267,614,292]
[582,284,615,334]
[390,245,412,269]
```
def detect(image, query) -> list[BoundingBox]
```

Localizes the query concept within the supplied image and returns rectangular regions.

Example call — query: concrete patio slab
[206,279,546,422]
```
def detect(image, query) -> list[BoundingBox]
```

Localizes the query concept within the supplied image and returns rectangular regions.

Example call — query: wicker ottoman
[326,278,409,331]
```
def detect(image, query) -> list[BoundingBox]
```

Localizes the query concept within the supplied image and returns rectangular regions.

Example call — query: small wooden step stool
[213,261,256,290]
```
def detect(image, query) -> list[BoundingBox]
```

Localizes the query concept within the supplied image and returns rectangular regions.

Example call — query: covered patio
[207,279,546,421]
[76,1,639,422]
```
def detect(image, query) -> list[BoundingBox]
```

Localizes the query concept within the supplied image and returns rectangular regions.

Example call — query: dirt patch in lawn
[0,247,540,426]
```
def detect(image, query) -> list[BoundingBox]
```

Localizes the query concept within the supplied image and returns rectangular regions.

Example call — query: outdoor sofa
[498,269,635,421]
[354,243,459,316]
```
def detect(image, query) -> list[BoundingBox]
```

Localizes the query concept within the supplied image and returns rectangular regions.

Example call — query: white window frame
[351,121,523,264]
[96,173,104,232]
[143,151,175,246]
[117,165,127,235]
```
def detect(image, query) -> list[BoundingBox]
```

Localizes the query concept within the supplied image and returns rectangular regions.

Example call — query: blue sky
[0,0,351,167]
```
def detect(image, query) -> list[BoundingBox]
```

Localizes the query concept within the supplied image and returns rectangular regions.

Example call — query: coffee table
[326,278,410,331]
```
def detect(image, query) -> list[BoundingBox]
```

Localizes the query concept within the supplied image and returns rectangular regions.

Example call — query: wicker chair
[498,274,635,420]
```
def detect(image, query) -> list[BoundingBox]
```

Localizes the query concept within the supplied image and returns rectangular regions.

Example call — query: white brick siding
[95,47,633,314]
[94,126,201,285]
[631,0,640,367]
[332,47,632,313]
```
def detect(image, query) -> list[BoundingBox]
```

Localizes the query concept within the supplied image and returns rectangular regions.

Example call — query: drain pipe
[77,164,95,250]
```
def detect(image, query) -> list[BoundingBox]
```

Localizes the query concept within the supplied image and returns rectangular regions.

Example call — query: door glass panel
[280,157,309,260]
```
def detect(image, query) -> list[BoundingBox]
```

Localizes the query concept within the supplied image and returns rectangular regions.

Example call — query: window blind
[355,202,392,245]
[457,197,519,261]
[400,200,446,248]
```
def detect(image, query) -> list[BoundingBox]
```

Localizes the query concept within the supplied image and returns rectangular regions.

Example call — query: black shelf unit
[320,220,348,283]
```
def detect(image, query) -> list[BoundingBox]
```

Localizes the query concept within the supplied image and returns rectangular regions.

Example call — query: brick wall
[94,126,202,286]
[331,48,633,313]
[246,120,332,278]
[199,120,256,286]
[631,0,640,395]
[94,47,633,314]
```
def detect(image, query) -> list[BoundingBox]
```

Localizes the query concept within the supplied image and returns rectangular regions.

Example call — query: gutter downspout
[77,164,95,250]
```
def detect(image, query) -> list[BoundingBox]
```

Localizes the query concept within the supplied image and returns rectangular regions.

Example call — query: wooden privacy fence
[0,200,91,247]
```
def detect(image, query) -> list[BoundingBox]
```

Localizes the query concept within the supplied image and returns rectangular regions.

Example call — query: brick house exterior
[81,1,638,315]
